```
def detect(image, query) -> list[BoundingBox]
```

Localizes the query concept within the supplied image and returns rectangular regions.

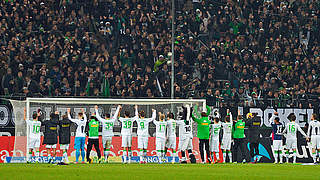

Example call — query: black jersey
[42,114,59,145]
[59,117,72,144]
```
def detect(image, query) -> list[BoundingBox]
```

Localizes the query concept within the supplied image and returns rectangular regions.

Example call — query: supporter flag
[102,75,110,97]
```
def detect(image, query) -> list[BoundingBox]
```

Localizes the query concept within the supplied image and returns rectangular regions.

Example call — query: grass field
[0,163,318,180]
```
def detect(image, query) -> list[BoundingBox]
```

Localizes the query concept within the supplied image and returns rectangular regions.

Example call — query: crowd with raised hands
[0,0,319,109]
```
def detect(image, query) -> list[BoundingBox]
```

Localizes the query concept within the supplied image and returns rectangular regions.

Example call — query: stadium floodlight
[9,98,206,163]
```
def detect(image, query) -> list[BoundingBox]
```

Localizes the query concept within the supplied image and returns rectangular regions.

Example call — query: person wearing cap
[153,55,167,72]
[191,105,211,163]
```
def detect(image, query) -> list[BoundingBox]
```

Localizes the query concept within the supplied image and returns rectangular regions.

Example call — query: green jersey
[192,105,211,139]
[233,119,245,139]
[88,119,99,139]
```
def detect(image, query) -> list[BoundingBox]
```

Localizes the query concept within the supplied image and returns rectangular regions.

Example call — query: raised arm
[67,108,78,123]
[135,105,139,118]
[150,109,156,121]
[112,105,121,121]
[269,112,278,125]
[206,105,211,116]
[82,108,87,122]
[95,105,105,123]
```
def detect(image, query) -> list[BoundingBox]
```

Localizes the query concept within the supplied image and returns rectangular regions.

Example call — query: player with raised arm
[176,104,196,163]
[42,111,59,163]
[58,113,72,164]
[67,108,87,164]
[95,105,121,163]
[209,114,222,164]
[282,113,309,163]
[86,115,102,163]
[24,108,41,163]
[135,105,156,164]
[192,104,211,164]
[269,111,285,164]
[307,114,320,164]
[119,107,136,164]
[221,109,233,163]
[153,112,168,163]
[165,112,178,163]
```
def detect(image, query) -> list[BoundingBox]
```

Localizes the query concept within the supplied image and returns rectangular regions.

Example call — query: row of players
[24,105,320,164]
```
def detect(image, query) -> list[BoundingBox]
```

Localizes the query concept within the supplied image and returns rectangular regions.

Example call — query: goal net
[9,98,206,163]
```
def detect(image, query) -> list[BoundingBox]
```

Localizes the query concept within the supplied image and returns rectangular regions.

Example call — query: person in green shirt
[232,110,247,163]
[86,116,102,163]
[192,105,211,163]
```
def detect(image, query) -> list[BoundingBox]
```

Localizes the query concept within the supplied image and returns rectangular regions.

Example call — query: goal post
[10,98,206,163]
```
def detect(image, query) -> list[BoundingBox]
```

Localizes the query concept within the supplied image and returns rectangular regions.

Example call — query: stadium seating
[0,0,319,108]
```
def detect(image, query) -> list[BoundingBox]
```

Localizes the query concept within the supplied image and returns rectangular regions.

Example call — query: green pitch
[0,163,318,180]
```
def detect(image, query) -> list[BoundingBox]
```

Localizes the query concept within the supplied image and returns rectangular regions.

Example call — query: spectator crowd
[0,0,319,108]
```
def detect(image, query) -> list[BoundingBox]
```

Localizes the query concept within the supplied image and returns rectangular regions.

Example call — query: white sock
[63,152,69,163]
[140,151,144,162]
[312,152,317,163]
[274,151,278,163]
[216,152,220,160]
[223,152,226,163]
[157,151,162,162]
[279,151,283,163]
[228,152,232,163]
[293,151,297,163]
[28,151,32,162]
[123,150,127,162]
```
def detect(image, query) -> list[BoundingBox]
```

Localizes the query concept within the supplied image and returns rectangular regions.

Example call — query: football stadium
[0,0,319,179]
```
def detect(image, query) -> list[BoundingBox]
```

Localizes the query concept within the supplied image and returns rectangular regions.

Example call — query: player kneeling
[153,112,167,164]
[95,105,121,163]
[24,108,41,163]
[210,115,222,164]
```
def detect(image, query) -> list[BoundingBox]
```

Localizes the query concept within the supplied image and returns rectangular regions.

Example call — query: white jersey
[166,119,177,138]
[283,122,308,139]
[153,120,167,138]
[135,109,156,137]
[222,122,232,139]
[119,117,137,136]
[177,120,193,139]
[308,120,320,137]
[27,120,41,139]
[68,113,87,137]
[95,106,120,137]
[210,122,222,140]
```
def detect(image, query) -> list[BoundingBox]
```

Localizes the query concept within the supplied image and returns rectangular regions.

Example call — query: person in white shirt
[282,113,309,163]
[67,108,87,164]
[95,105,121,162]
[176,105,196,163]
[135,105,156,163]
[119,108,137,163]
[24,108,41,163]
[307,114,320,163]
[210,116,222,164]
[165,112,178,163]
[153,112,167,163]
[221,109,233,163]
